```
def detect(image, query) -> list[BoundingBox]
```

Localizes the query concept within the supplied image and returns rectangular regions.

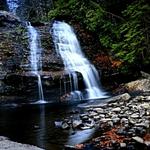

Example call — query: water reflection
[66,128,95,146]
[36,105,46,149]
[0,101,96,150]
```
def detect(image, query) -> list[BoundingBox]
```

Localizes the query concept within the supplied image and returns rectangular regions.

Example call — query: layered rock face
[0,11,63,96]
[0,9,111,97]
[0,0,53,22]
[0,11,23,95]
[0,11,102,97]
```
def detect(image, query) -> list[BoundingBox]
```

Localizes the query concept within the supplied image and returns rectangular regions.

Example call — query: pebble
[135,123,148,128]
[55,121,62,128]
[62,122,70,129]
[80,114,87,118]
[120,142,126,148]
[57,92,150,150]
[129,119,136,125]
[123,107,129,111]
[80,126,91,130]
[119,114,128,118]
[145,141,150,146]
[112,117,120,123]
[94,108,104,113]
[146,111,150,115]
[88,112,98,117]
[72,120,82,128]
[132,136,144,144]
[93,116,100,120]
[107,121,113,127]
[130,113,140,119]
[146,96,150,100]
[117,128,126,135]
[99,114,105,118]
[121,118,128,124]
[100,118,112,123]
[139,103,150,109]
[81,116,89,120]
[112,107,121,112]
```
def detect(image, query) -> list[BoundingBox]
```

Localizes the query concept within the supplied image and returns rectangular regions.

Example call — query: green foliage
[48,0,104,29]
[84,8,103,31]
[48,0,83,20]
[112,0,150,66]
[48,9,59,20]
[47,0,150,72]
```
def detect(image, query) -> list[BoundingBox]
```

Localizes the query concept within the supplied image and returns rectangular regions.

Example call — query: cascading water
[27,23,46,103]
[6,0,19,14]
[51,21,108,100]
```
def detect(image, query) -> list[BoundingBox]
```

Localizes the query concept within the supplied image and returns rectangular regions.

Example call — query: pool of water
[0,98,96,150]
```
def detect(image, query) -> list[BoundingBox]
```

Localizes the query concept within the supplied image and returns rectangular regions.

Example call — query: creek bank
[62,76,150,150]
[0,136,44,150]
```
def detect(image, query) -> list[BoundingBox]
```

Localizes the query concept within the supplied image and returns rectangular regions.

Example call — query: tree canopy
[48,0,150,73]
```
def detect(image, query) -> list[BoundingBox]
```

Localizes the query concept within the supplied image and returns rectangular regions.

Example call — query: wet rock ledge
[0,136,44,150]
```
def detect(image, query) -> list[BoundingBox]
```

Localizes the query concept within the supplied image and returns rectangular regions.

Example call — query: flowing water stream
[6,0,19,14]
[0,99,97,150]
[51,21,108,100]
[27,23,45,103]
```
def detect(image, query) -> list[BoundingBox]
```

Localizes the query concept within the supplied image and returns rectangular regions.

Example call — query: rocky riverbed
[58,77,150,150]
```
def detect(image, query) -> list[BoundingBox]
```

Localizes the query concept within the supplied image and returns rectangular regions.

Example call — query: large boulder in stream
[114,73,150,95]
[124,79,150,93]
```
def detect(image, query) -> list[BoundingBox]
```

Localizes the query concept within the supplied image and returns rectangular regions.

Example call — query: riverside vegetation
[48,0,150,74]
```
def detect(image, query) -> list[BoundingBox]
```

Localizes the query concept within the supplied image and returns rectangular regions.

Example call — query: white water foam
[6,0,19,14]
[27,23,45,103]
[51,21,108,100]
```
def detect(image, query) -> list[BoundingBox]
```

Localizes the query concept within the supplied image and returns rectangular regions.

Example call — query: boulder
[125,79,150,93]
[140,71,150,79]
[107,93,131,103]
[0,136,43,150]
[78,93,131,108]
[72,120,82,128]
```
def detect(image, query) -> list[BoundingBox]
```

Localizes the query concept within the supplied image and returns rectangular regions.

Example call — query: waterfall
[6,0,46,103]
[27,22,45,103]
[6,0,19,14]
[51,21,108,100]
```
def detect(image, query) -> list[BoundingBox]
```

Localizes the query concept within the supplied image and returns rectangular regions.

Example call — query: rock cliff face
[0,11,63,96]
[0,11,109,97]
[0,0,53,22]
